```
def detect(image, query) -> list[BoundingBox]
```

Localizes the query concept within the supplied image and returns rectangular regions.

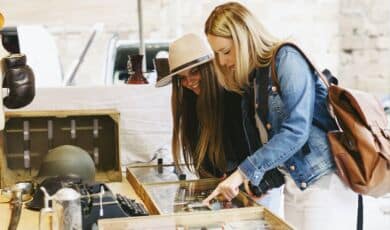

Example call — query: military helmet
[37,145,96,182]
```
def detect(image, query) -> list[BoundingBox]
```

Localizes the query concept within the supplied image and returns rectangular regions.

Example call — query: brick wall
[339,0,390,97]
[1,0,389,97]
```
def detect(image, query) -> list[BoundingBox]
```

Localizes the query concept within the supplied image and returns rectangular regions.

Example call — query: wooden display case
[126,164,199,202]
[99,206,295,230]
[137,178,259,215]
[0,109,122,188]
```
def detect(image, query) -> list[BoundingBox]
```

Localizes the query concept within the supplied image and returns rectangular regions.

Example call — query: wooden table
[0,180,141,230]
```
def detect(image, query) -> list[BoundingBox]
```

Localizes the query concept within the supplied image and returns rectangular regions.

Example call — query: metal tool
[99,185,105,217]
[2,182,34,230]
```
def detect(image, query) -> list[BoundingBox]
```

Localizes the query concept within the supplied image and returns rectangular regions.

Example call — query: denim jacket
[238,45,338,190]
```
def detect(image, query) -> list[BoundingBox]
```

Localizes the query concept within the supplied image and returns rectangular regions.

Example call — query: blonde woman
[156,33,282,213]
[203,2,357,229]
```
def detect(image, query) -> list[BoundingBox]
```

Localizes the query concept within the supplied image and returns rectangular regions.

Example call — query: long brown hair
[205,2,281,93]
[171,62,226,177]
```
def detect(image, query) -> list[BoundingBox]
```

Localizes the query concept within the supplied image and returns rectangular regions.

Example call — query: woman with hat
[156,33,282,214]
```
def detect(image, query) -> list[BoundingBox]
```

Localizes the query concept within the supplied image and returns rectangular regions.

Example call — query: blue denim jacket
[238,45,338,190]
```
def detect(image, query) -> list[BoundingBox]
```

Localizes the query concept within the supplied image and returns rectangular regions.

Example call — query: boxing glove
[2,53,35,108]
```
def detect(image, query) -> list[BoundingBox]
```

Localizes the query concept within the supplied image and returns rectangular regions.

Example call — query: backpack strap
[270,42,331,93]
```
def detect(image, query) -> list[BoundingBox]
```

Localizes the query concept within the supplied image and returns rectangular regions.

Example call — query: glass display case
[141,178,258,215]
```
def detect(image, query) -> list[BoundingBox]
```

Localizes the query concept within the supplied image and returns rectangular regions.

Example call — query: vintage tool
[1,181,34,230]
[39,187,55,230]
[116,193,148,216]
[40,186,83,230]
[1,181,34,203]
[99,185,104,216]
[29,175,148,230]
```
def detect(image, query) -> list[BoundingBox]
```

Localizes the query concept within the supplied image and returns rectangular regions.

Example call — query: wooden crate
[0,109,122,188]
[99,206,295,230]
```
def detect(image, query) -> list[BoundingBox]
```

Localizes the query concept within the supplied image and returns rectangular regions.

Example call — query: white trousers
[284,172,358,230]
[258,186,283,216]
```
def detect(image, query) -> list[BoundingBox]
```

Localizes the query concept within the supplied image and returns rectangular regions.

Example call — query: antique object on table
[40,187,82,230]
[1,181,34,230]
[2,53,36,109]
[126,163,198,203]
[139,178,258,215]
[0,109,122,188]
[36,145,96,183]
[98,206,295,230]
[126,54,148,84]
[34,177,148,230]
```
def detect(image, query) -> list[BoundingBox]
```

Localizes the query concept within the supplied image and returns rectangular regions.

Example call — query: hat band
[170,54,212,74]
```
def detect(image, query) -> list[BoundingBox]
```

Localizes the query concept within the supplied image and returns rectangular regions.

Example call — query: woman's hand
[243,180,266,201]
[203,169,246,204]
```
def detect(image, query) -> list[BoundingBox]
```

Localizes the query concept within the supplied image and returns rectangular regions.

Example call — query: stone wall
[1,0,389,96]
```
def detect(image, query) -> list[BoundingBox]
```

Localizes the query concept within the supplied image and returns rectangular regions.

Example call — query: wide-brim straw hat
[155,33,214,87]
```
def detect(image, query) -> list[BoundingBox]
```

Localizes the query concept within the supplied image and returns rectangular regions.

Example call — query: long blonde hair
[171,62,226,177]
[205,2,281,93]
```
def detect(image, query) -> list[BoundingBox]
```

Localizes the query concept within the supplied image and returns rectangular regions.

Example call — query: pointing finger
[202,187,220,205]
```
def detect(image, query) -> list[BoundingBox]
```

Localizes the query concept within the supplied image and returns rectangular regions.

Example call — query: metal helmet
[37,145,96,182]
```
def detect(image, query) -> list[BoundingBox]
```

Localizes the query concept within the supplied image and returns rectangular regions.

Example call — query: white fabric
[6,85,173,167]
[17,25,63,87]
[283,172,357,230]
[257,186,283,217]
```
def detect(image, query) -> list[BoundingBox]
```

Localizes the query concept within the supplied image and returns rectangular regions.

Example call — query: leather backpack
[270,42,390,198]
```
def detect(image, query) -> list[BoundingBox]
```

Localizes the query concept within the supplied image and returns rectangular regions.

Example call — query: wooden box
[137,178,260,215]
[99,206,295,230]
[126,163,198,203]
[0,109,122,188]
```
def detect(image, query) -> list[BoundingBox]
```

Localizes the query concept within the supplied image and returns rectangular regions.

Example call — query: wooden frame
[99,206,295,229]
[0,109,122,188]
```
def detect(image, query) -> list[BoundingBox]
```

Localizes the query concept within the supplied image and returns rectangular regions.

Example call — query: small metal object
[187,202,211,209]
[157,158,163,174]
[178,174,186,181]
[6,182,34,230]
[52,188,82,230]
[47,120,53,149]
[23,120,31,169]
[99,186,104,217]
[8,190,22,230]
[93,119,99,165]
[70,119,76,143]
[39,187,55,230]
